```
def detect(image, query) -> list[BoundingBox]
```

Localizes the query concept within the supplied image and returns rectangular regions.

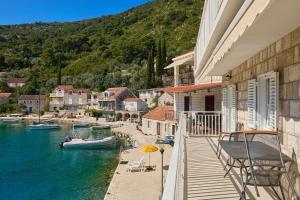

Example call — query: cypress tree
[146,49,154,88]
[57,55,62,85]
[156,39,162,77]
[162,37,167,68]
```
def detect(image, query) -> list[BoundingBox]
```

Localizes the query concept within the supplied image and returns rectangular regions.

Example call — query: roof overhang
[165,52,194,69]
[162,82,222,93]
[198,0,300,77]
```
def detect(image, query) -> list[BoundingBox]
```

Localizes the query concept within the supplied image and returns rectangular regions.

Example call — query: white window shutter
[247,79,257,129]
[222,87,227,132]
[229,85,237,132]
[267,72,279,131]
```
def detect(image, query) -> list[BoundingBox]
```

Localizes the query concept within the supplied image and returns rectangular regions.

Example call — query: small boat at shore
[2,118,18,123]
[91,125,110,130]
[61,136,116,149]
[27,123,60,130]
[73,123,90,128]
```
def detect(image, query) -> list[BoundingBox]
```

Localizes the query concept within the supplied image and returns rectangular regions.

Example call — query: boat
[27,123,60,130]
[91,125,110,130]
[61,136,116,149]
[2,118,18,123]
[73,123,90,128]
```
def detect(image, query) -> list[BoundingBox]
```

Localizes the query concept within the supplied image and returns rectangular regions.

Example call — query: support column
[174,65,179,86]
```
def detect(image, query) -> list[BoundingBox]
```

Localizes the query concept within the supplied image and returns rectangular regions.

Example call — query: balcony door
[205,95,215,111]
[184,96,190,111]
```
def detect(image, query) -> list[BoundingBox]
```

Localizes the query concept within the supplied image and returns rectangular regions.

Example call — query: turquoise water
[0,122,119,200]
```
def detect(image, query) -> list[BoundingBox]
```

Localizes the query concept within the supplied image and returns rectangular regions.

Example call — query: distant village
[0,51,222,137]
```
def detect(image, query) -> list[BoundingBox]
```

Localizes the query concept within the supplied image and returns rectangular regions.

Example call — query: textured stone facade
[222,26,300,197]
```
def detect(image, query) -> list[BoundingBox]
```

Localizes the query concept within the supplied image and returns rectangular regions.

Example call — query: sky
[0,0,151,25]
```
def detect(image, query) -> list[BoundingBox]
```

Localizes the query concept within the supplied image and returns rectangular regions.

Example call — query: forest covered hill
[0,0,204,94]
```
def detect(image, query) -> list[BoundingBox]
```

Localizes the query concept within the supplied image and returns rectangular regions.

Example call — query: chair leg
[224,166,233,178]
[271,186,283,200]
[279,182,286,200]
[239,167,247,200]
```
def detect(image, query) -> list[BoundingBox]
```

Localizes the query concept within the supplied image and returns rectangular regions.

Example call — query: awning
[165,56,194,69]
[162,82,222,93]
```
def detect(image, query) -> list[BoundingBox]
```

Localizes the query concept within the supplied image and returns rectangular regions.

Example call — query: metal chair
[239,131,294,200]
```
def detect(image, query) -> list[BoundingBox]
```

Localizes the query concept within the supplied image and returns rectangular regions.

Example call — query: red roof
[162,82,222,93]
[124,98,143,102]
[0,93,12,98]
[7,77,27,84]
[55,85,73,91]
[99,87,133,100]
[0,72,7,78]
[143,106,174,121]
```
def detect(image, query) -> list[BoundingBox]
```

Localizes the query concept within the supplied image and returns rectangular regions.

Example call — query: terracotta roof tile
[55,85,73,91]
[123,98,143,102]
[0,93,12,98]
[162,82,222,93]
[7,77,27,83]
[143,106,174,121]
[0,72,7,78]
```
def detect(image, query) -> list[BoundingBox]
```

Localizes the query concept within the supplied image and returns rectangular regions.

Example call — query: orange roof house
[143,106,174,121]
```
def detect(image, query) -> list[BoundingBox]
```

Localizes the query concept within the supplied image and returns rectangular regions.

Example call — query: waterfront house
[98,87,135,111]
[89,92,100,110]
[98,87,136,120]
[18,95,47,113]
[49,85,73,111]
[162,0,300,199]
[7,77,27,88]
[0,93,12,104]
[49,85,90,117]
[158,92,174,106]
[142,106,176,137]
[138,88,162,108]
[115,98,147,122]
[164,51,223,120]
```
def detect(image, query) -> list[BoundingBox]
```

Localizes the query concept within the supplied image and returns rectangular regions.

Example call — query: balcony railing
[50,93,64,98]
[162,111,222,199]
[186,111,222,136]
[162,113,187,200]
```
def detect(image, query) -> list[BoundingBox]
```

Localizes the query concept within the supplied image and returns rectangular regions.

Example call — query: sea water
[0,122,119,200]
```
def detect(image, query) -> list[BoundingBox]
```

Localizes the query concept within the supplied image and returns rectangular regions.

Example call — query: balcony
[162,112,291,200]
[49,93,64,98]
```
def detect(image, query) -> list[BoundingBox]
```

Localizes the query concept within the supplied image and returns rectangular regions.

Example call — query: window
[147,120,151,128]
[247,72,278,131]
[222,85,237,132]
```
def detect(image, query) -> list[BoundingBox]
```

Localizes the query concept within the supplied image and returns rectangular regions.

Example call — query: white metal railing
[162,113,187,200]
[186,111,222,136]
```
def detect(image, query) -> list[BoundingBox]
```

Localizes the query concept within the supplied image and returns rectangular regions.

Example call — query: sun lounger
[126,157,145,172]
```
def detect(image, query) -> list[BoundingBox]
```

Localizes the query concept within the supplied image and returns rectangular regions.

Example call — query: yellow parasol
[141,145,158,169]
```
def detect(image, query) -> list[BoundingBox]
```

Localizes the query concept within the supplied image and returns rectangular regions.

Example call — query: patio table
[219,138,291,199]
[219,141,290,162]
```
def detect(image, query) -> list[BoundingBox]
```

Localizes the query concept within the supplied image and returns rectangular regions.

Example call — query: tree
[156,39,163,77]
[146,48,154,89]
[162,37,167,68]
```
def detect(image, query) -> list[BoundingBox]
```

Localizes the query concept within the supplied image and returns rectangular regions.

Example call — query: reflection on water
[0,121,119,200]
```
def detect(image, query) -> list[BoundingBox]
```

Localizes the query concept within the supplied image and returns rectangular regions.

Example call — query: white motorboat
[73,123,90,128]
[2,118,18,123]
[27,123,60,130]
[91,125,110,130]
[62,136,116,149]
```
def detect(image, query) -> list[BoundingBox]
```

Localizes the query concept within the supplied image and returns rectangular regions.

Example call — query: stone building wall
[222,26,300,197]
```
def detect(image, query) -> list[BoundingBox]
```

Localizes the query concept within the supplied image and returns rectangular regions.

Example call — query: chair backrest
[244,131,283,167]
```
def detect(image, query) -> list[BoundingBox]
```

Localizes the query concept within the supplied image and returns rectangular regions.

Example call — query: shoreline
[105,123,172,200]
[1,116,172,199]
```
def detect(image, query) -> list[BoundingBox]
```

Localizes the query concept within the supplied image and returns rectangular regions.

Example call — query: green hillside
[0,0,204,94]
